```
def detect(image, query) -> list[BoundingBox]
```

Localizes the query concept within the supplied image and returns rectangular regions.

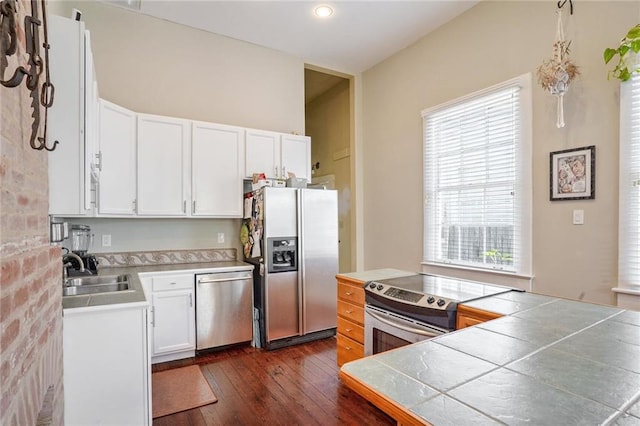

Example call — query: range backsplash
[97,248,237,268]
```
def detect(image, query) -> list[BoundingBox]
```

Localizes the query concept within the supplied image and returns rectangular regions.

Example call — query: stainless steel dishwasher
[195,270,253,351]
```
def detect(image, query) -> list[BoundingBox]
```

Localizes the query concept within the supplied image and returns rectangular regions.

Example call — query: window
[422,74,532,277]
[618,73,640,288]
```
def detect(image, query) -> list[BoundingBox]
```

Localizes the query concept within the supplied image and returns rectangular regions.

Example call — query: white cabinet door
[137,114,190,216]
[83,31,99,212]
[47,15,89,216]
[98,100,137,215]
[192,122,244,217]
[151,289,195,356]
[245,129,280,178]
[280,134,311,181]
[64,306,150,426]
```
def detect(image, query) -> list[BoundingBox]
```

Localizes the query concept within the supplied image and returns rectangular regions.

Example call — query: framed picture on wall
[550,145,595,201]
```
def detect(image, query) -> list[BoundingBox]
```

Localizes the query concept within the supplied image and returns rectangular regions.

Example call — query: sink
[63,274,131,297]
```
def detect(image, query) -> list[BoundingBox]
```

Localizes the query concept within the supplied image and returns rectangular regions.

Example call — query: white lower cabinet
[63,304,150,425]
[142,273,196,363]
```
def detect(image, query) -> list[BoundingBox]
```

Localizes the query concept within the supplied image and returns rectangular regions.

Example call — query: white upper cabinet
[136,114,190,216]
[245,130,311,181]
[192,122,245,217]
[48,15,96,216]
[98,100,137,215]
[280,134,311,182]
[245,129,280,179]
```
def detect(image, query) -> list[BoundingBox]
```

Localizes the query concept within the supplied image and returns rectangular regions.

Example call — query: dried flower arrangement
[537,40,580,93]
[537,11,580,128]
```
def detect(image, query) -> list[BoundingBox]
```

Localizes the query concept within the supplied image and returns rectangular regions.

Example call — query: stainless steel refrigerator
[244,186,338,350]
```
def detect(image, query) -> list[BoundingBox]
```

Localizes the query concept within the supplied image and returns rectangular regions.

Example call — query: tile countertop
[62,261,254,312]
[340,290,640,425]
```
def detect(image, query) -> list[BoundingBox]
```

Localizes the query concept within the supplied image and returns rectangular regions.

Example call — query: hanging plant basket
[536,11,580,128]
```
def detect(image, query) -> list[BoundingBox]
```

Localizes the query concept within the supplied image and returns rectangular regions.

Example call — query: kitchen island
[340,287,640,425]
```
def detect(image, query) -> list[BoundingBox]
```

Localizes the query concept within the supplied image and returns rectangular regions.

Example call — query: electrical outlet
[217,233,225,243]
[102,234,112,247]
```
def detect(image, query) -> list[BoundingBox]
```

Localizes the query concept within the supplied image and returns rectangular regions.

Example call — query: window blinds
[423,76,531,275]
[619,74,640,288]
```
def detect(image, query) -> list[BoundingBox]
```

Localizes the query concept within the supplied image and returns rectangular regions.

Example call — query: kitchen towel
[152,365,217,418]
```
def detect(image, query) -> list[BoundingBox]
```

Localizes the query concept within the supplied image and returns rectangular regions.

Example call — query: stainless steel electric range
[363,273,517,355]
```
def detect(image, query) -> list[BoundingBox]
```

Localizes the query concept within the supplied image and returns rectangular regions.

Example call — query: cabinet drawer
[337,281,364,305]
[337,316,364,344]
[337,334,364,366]
[152,274,193,292]
[456,304,503,329]
[337,300,364,325]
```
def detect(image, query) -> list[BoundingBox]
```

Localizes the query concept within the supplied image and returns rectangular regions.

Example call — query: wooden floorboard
[152,337,395,425]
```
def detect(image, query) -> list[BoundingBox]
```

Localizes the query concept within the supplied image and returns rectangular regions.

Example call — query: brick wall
[0,1,64,424]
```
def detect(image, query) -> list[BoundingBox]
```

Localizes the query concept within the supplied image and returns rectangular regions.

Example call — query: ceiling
[111,1,479,75]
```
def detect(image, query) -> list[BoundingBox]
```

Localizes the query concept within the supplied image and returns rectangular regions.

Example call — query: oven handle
[366,309,443,338]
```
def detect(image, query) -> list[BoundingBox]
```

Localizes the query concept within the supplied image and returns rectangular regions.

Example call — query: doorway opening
[304,67,353,273]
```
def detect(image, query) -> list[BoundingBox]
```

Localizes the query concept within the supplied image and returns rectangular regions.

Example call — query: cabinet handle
[345,328,352,332]
[282,165,286,178]
[95,151,102,171]
[345,292,353,296]
[192,200,196,214]
[189,294,193,307]
[132,199,137,212]
[183,200,186,213]
[151,307,155,327]
[274,166,278,177]
[345,310,353,314]
[345,346,352,351]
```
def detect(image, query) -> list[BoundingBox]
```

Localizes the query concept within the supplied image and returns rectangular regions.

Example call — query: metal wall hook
[557,0,574,15]
[1,0,58,151]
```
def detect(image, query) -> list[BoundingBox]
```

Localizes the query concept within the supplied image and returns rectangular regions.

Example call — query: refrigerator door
[263,187,300,343]
[265,270,299,341]
[300,189,339,334]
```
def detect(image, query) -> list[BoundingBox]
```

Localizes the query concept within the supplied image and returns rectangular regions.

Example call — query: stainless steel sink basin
[63,274,131,296]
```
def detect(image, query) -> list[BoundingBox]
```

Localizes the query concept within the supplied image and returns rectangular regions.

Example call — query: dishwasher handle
[197,274,252,284]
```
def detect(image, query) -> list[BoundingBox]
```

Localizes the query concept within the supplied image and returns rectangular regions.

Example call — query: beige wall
[49,1,305,134]
[361,1,639,305]
[306,80,352,272]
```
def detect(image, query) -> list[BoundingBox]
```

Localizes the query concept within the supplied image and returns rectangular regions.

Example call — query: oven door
[364,304,448,356]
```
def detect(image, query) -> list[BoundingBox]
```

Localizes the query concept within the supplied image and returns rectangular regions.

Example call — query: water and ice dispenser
[267,238,297,273]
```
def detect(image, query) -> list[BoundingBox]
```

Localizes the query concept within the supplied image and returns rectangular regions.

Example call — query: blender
[67,225,99,273]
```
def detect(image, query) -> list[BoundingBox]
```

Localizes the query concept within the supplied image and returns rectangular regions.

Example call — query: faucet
[63,252,85,275]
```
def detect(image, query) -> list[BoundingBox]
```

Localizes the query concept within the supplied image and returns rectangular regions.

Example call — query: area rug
[152,365,218,418]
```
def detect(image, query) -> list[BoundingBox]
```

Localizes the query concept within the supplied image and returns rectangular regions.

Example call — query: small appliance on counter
[64,224,99,274]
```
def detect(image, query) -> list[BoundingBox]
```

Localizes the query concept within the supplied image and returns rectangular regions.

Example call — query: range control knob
[427,296,435,304]
[437,299,446,307]
[377,284,384,291]
[369,283,376,289]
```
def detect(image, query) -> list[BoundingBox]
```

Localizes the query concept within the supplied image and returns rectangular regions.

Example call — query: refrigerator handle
[297,189,304,336]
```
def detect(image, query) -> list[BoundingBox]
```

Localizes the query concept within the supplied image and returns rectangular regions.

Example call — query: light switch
[217,233,225,243]
[102,234,112,247]
[573,209,584,225]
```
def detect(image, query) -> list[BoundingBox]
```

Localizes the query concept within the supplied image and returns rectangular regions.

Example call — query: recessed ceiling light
[314,5,334,18]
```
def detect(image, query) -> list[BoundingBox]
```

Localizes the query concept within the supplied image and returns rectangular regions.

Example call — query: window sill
[421,262,533,291]
[611,286,640,310]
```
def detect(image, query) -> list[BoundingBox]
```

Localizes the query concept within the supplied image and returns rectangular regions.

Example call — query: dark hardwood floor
[152,337,395,425]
